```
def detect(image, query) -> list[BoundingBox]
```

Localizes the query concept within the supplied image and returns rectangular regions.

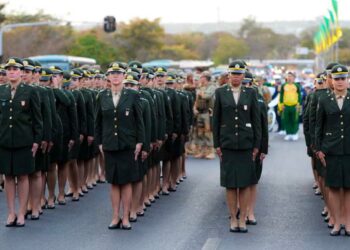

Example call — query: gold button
[9,116,12,119]
[9,100,12,103]
[235,117,238,120]
[341,122,344,125]
[9,125,12,128]
[115,125,117,128]
[341,135,344,139]
[114,110,116,113]
[114,118,117,121]
[235,125,238,128]
[340,115,343,118]
[235,133,238,136]
[114,133,118,136]
[10,108,12,112]
[341,129,344,131]
[235,109,238,112]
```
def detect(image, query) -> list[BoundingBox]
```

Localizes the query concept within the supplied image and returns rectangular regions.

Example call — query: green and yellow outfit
[279,82,301,135]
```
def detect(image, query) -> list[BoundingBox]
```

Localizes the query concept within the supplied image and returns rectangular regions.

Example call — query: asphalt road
[0,130,349,250]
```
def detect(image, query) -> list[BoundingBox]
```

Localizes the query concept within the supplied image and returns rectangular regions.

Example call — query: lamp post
[0,21,59,62]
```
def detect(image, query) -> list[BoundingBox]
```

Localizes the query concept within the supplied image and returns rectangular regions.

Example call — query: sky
[3,0,349,24]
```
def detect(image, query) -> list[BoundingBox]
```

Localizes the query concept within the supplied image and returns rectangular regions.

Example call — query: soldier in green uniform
[95,62,145,230]
[38,68,59,209]
[0,57,43,227]
[193,71,216,159]
[49,65,78,205]
[242,71,268,225]
[0,64,7,85]
[64,70,86,201]
[315,64,350,236]
[154,67,174,195]
[213,60,261,233]
[21,58,52,219]
[164,72,182,192]
[78,70,95,194]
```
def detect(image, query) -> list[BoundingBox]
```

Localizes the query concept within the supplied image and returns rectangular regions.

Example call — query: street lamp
[0,21,59,62]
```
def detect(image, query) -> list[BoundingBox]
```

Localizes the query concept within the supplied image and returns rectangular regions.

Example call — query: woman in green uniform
[316,64,350,236]
[95,62,145,230]
[213,60,261,233]
[0,57,43,227]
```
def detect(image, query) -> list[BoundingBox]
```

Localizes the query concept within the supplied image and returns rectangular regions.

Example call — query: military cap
[228,60,246,74]
[62,71,71,88]
[326,62,339,74]
[70,68,83,78]
[33,61,42,73]
[242,71,254,84]
[94,69,105,78]
[82,69,92,78]
[4,57,23,69]
[122,72,140,85]
[331,64,348,79]
[165,72,177,84]
[22,58,35,71]
[315,72,326,83]
[0,64,6,74]
[128,60,143,73]
[49,65,63,74]
[127,67,141,78]
[107,61,127,74]
[40,68,53,81]
[154,66,167,76]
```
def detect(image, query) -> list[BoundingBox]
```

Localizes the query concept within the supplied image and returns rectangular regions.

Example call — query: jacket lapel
[118,88,128,108]
[225,85,236,107]
[237,87,246,107]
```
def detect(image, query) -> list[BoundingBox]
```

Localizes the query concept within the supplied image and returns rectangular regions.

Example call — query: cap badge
[337,67,342,72]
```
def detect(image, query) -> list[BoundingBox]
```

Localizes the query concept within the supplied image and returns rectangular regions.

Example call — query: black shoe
[321,211,328,217]
[15,222,25,228]
[183,176,187,179]
[108,219,121,230]
[328,224,334,229]
[87,185,93,190]
[31,214,40,220]
[150,198,156,203]
[82,189,89,194]
[229,227,240,233]
[72,197,80,202]
[345,230,350,236]
[136,212,144,217]
[97,180,106,184]
[239,227,248,233]
[5,217,17,227]
[121,224,132,230]
[315,190,322,196]
[25,210,32,219]
[176,181,180,185]
[324,217,330,223]
[41,200,48,210]
[39,210,43,215]
[79,192,85,197]
[65,192,73,197]
[92,183,97,187]
[129,217,137,223]
[162,191,170,196]
[330,229,341,236]
[247,219,257,225]
[144,202,151,207]
[58,199,66,205]
[168,187,177,192]
[154,194,160,199]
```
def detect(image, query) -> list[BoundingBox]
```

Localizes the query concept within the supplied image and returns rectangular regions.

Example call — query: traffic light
[104,16,116,33]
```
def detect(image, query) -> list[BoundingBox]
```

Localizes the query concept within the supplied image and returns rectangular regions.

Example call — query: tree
[114,18,165,62]
[66,30,120,69]
[212,33,249,64]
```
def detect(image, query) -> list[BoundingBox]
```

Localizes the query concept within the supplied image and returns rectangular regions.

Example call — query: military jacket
[213,85,261,150]
[0,83,43,148]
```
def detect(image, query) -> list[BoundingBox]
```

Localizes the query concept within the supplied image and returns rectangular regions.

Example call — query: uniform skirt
[69,140,80,161]
[315,158,326,178]
[254,154,263,183]
[325,155,350,188]
[57,136,70,166]
[220,149,257,188]
[163,139,173,162]
[105,150,141,185]
[171,137,182,159]
[50,118,63,164]
[0,146,35,176]
[35,150,50,172]
[138,156,149,177]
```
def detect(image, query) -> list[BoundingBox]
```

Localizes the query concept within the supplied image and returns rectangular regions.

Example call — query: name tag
[125,108,130,116]
[246,123,252,128]
[243,105,248,110]
[21,101,26,106]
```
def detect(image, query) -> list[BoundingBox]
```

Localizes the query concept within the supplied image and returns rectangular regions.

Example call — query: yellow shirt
[283,83,299,106]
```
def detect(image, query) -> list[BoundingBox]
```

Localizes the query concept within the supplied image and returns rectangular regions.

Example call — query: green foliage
[212,33,249,64]
[66,31,119,69]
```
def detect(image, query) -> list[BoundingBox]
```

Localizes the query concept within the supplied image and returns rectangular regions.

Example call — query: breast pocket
[0,99,8,113]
